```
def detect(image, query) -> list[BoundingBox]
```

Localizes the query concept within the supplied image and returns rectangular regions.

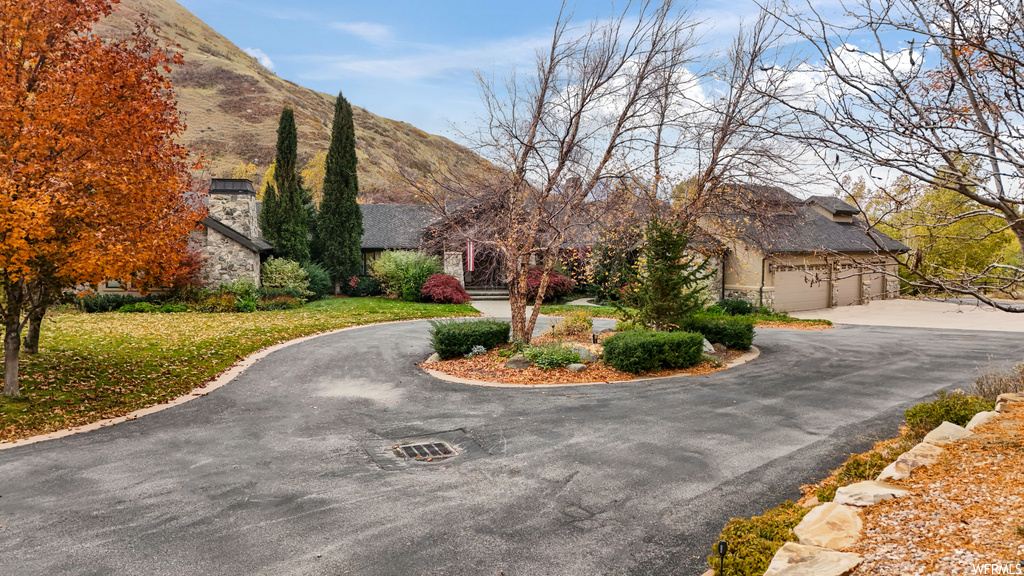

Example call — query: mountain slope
[94,0,489,201]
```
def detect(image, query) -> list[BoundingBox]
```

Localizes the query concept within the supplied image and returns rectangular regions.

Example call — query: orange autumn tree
[0,0,204,397]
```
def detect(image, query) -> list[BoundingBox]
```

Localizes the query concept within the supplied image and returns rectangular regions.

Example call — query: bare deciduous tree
[766,0,1024,309]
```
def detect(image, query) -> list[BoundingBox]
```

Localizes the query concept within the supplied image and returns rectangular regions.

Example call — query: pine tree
[314,92,364,292]
[261,106,309,264]
[622,218,711,331]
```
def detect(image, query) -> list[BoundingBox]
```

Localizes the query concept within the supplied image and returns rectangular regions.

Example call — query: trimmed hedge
[79,293,154,313]
[603,330,704,374]
[681,312,756,350]
[429,319,511,360]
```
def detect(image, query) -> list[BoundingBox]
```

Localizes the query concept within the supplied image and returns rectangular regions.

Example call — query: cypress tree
[262,106,309,264]
[315,92,364,292]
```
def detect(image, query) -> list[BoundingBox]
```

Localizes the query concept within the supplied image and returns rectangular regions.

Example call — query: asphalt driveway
[1,322,1021,575]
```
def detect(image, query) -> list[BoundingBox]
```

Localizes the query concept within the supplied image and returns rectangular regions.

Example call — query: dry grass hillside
[94,0,490,202]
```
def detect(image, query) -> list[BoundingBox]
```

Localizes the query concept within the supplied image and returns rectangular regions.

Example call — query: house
[710,187,909,312]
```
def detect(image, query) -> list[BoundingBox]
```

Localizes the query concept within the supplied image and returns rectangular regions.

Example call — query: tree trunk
[524,263,553,338]
[23,303,45,355]
[3,312,21,398]
[508,255,530,343]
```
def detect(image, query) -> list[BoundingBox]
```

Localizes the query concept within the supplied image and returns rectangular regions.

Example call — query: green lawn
[539,305,833,328]
[0,298,478,442]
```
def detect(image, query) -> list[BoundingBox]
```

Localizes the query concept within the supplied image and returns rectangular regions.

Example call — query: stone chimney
[208,178,259,238]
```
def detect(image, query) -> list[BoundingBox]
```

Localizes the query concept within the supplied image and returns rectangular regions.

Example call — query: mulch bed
[847,403,1024,575]
[755,321,833,330]
[421,334,745,386]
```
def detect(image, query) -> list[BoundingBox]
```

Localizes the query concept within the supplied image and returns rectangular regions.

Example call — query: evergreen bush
[261,257,312,298]
[370,251,442,299]
[603,330,704,374]
[523,344,580,369]
[428,320,511,360]
[718,298,754,315]
[681,313,756,350]
[303,263,332,300]
[904,391,994,441]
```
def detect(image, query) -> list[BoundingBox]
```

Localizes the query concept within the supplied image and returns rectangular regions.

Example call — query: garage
[834,267,862,307]
[774,268,829,312]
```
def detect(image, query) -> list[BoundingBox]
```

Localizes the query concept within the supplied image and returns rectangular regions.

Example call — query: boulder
[833,480,910,507]
[425,353,441,363]
[505,355,533,369]
[996,392,1024,404]
[876,443,944,481]
[703,338,715,354]
[763,543,863,576]
[570,346,599,362]
[793,503,863,549]
[567,363,587,373]
[712,343,727,354]
[965,410,999,431]
[996,401,1008,413]
[923,421,973,446]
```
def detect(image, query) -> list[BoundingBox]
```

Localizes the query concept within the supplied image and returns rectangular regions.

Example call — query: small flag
[467,241,475,272]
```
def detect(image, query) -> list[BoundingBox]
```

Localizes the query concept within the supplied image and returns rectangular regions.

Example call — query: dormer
[804,195,859,223]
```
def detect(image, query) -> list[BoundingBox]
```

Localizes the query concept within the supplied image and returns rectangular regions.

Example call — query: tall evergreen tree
[314,92,364,292]
[260,106,309,263]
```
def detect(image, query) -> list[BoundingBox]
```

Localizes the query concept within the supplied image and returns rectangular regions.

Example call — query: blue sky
[176,0,765,140]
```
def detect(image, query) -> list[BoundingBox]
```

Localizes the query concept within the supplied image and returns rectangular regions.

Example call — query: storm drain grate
[393,441,456,461]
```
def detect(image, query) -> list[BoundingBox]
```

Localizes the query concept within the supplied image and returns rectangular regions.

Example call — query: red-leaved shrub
[525,266,575,301]
[420,274,471,304]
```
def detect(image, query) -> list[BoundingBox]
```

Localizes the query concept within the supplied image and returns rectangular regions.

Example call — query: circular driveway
[1,321,1021,575]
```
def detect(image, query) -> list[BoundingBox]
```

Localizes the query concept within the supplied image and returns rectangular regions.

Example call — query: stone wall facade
[723,287,774,310]
[195,228,260,287]
[208,193,258,239]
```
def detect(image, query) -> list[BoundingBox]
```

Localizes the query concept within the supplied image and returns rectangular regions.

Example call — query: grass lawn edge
[0,316,469,451]
[421,345,760,388]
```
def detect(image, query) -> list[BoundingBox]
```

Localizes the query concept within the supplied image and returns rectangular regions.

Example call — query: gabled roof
[718,185,909,254]
[204,216,273,253]
[360,204,439,250]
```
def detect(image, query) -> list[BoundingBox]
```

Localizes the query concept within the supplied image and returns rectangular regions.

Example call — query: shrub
[235,299,257,313]
[681,313,756,350]
[218,277,259,303]
[603,330,704,374]
[159,303,188,313]
[718,298,754,315]
[974,363,1024,402]
[258,286,305,300]
[118,302,157,313]
[550,312,593,338]
[371,251,442,299]
[256,295,304,311]
[614,319,648,332]
[421,274,471,304]
[192,293,238,313]
[815,450,899,502]
[428,319,511,360]
[79,293,152,313]
[707,501,809,576]
[904,390,994,442]
[523,344,581,369]
[304,263,332,301]
[342,276,382,297]
[261,257,312,298]
[525,266,575,302]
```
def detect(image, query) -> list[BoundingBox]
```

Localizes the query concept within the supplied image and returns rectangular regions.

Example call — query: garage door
[866,271,885,300]
[774,269,829,312]
[834,268,862,306]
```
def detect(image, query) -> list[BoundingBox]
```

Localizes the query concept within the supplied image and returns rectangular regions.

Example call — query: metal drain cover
[393,441,456,460]
[363,428,491,471]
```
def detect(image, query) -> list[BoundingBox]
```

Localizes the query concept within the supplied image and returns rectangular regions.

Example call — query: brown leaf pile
[422,337,744,386]
[849,404,1024,575]
[755,321,833,330]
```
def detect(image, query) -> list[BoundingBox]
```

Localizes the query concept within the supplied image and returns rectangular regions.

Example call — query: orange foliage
[0,0,205,291]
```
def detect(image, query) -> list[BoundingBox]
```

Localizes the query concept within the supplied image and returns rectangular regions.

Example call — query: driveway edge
[0,317,452,451]
[422,346,760,388]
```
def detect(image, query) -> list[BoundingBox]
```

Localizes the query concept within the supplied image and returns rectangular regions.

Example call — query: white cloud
[243,47,274,70]
[330,22,394,44]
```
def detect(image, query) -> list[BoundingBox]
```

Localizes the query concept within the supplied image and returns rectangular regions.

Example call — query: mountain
[94,0,489,202]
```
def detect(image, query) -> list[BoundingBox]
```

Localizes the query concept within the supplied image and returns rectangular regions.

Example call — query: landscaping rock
[877,442,944,481]
[802,495,819,508]
[966,410,999,431]
[793,502,863,549]
[996,392,1024,404]
[567,363,587,373]
[996,401,1008,413]
[712,343,727,354]
[703,338,715,354]
[505,355,532,369]
[570,346,599,362]
[426,353,440,363]
[923,421,973,446]
[763,542,863,576]
[833,480,910,507]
